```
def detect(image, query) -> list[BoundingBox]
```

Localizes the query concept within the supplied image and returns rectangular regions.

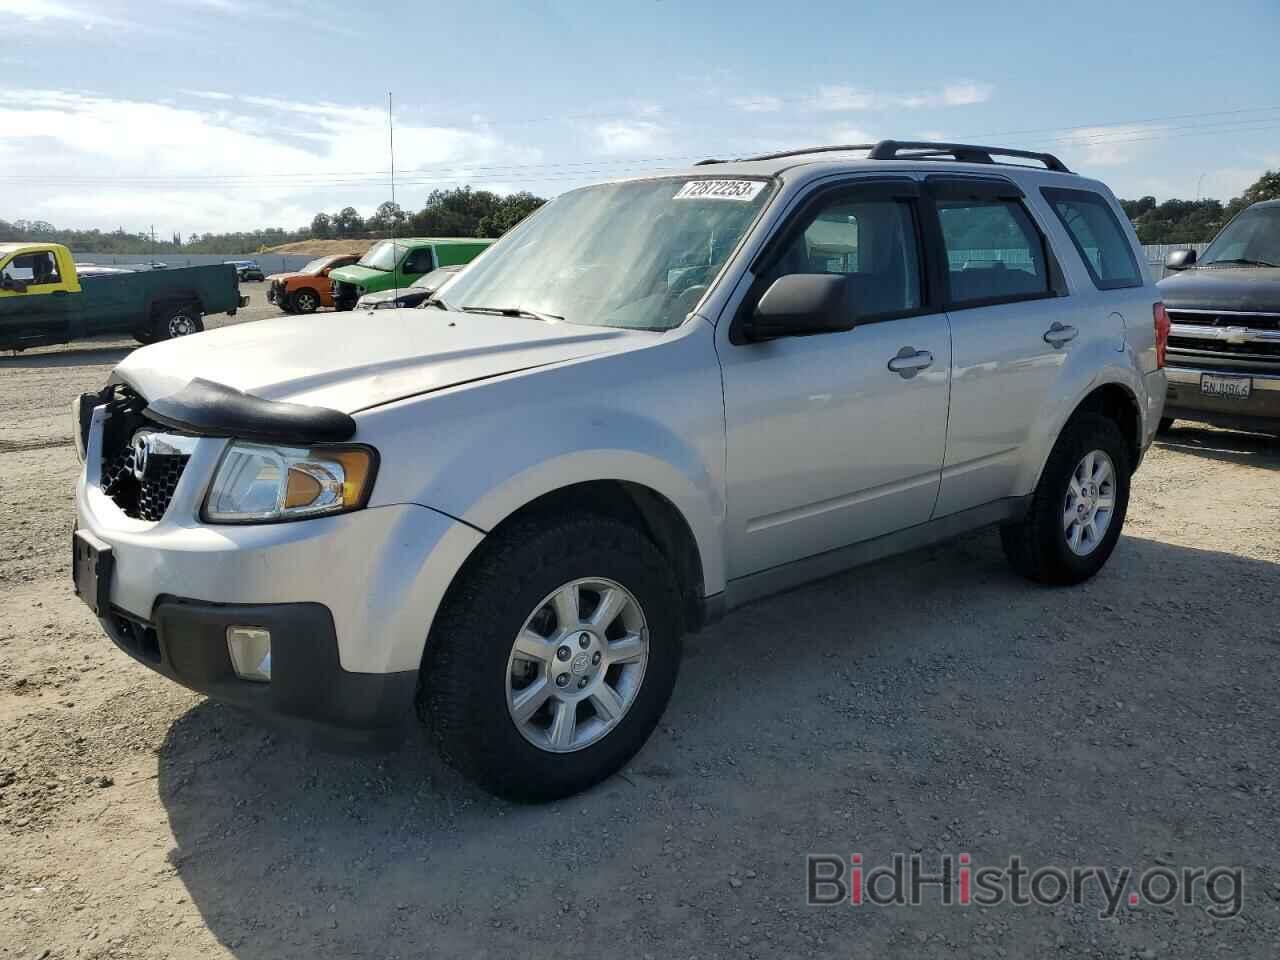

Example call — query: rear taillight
[1154,302,1170,368]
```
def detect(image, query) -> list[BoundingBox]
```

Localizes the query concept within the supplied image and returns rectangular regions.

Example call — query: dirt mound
[262,239,375,255]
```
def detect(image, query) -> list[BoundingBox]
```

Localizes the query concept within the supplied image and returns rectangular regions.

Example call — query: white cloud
[729,95,783,113]
[830,127,877,145]
[0,0,132,29]
[942,82,993,106]
[179,88,234,101]
[1052,125,1161,167]
[592,119,669,156]
[814,86,878,111]
[0,89,542,234]
[809,82,994,112]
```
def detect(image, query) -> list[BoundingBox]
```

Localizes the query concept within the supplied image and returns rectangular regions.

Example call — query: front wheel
[290,289,320,314]
[1001,413,1131,585]
[419,515,684,802]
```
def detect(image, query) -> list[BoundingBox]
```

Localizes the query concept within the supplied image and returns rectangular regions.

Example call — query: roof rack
[702,139,1072,174]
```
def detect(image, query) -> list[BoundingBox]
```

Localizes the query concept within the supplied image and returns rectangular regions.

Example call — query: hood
[355,288,430,305]
[327,264,383,286]
[113,309,649,414]
[1157,266,1280,313]
[357,288,416,306]
[265,271,311,283]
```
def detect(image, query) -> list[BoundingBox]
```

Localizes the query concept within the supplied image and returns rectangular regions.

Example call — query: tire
[290,289,320,314]
[133,329,158,345]
[152,303,204,341]
[419,514,684,802]
[1000,413,1131,586]
[1157,417,1175,434]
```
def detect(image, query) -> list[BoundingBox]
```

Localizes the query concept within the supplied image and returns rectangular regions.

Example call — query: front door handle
[887,347,933,378]
[1043,322,1078,347]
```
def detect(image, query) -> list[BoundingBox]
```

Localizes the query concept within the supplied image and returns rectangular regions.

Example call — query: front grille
[1168,310,1280,332]
[1167,310,1280,372]
[102,444,191,521]
[97,391,195,522]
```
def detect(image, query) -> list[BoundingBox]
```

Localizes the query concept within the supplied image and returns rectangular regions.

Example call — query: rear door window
[1042,188,1142,290]
[936,199,1050,307]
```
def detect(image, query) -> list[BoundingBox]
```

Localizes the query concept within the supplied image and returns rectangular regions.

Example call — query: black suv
[1157,200,1280,435]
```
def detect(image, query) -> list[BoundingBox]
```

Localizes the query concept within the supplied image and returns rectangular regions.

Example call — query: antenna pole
[388,91,398,305]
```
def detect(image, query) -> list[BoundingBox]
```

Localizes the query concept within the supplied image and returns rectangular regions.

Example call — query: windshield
[302,256,334,274]
[357,240,403,271]
[438,176,776,331]
[1201,205,1280,267]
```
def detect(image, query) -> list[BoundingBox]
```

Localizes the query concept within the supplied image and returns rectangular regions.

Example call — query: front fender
[357,323,728,598]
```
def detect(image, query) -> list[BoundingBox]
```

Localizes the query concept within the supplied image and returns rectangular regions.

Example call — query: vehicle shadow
[0,343,133,368]
[157,531,1280,958]
[1155,421,1280,469]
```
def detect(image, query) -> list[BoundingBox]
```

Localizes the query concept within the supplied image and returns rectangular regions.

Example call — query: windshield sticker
[673,180,766,201]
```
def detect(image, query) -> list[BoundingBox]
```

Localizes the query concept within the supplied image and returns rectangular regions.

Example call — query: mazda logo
[131,435,150,481]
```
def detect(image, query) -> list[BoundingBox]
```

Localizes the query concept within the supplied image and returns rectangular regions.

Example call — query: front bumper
[1164,364,1280,433]
[76,405,486,745]
[104,598,416,750]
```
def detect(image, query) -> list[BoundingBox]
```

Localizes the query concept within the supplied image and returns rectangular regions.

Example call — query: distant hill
[263,239,375,255]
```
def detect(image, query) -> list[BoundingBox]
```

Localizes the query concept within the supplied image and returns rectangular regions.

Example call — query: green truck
[0,243,248,351]
[328,237,493,311]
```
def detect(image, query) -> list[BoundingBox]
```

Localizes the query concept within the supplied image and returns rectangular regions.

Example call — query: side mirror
[1,275,28,293]
[1165,248,1197,271]
[743,274,856,341]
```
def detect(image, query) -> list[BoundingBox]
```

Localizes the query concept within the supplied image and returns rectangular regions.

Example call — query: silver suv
[72,141,1168,801]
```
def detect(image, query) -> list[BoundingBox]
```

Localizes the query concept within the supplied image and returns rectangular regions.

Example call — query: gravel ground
[2,296,1278,959]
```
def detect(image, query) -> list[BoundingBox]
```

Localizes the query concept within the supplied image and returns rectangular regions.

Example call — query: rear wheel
[290,289,320,314]
[1001,413,1131,585]
[419,515,683,802]
[152,303,204,341]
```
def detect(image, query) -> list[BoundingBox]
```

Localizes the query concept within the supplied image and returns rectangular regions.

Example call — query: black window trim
[1040,186,1144,291]
[730,176,938,344]
[922,175,1065,311]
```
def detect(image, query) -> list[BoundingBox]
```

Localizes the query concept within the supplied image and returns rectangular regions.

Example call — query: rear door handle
[1043,322,1078,347]
[887,347,933,377]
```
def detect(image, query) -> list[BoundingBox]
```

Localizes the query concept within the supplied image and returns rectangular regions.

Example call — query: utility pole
[1195,173,1207,203]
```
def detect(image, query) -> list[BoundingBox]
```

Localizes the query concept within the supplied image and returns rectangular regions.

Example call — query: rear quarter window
[1041,187,1143,290]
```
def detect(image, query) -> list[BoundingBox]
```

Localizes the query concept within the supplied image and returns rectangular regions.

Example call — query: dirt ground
[2,294,1278,959]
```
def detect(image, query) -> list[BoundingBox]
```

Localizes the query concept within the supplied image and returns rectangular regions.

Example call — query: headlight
[203,442,377,523]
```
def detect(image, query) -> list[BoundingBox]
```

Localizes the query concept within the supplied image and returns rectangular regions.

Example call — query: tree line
[3,172,1277,254]
[1119,170,1279,244]
[0,187,547,255]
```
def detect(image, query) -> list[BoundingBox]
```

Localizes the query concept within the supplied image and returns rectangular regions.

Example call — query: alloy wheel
[1063,449,1116,556]
[505,577,649,753]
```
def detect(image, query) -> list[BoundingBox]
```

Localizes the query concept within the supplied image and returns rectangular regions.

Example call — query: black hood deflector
[142,377,356,445]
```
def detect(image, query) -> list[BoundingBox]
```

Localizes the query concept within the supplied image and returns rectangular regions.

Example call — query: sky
[2,0,1279,237]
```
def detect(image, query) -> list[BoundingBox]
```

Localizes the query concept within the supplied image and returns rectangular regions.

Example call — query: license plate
[72,530,113,616]
[1200,373,1252,400]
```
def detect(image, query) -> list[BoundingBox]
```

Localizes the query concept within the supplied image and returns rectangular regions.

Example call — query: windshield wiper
[422,296,451,310]
[461,305,565,323]
[1204,257,1279,268]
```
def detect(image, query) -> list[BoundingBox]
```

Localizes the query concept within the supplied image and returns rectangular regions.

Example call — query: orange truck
[266,253,361,314]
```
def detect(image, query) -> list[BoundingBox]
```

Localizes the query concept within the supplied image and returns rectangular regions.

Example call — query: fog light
[226,626,271,682]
